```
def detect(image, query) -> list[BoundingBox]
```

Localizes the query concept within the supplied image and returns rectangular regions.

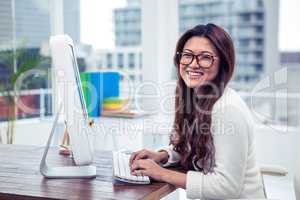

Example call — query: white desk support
[40,104,97,179]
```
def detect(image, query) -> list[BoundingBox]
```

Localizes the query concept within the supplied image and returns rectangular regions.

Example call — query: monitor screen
[69,44,88,121]
[50,35,93,166]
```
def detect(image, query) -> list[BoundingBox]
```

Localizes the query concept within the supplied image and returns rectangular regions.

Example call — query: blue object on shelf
[80,71,120,117]
[103,72,120,98]
[89,72,101,117]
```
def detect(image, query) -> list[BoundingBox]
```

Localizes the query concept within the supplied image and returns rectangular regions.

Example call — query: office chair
[260,165,288,198]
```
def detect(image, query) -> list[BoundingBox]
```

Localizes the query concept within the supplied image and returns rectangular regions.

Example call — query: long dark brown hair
[172,24,235,173]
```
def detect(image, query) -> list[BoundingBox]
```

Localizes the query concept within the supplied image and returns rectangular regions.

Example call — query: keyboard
[113,151,150,184]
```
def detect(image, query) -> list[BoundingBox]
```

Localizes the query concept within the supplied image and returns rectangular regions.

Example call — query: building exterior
[281,52,300,65]
[281,51,300,127]
[93,47,142,95]
[114,0,141,47]
[63,0,81,43]
[0,0,81,120]
[113,0,280,88]
[0,0,13,48]
[0,0,80,49]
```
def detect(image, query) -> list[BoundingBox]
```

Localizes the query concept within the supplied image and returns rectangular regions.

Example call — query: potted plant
[0,45,42,144]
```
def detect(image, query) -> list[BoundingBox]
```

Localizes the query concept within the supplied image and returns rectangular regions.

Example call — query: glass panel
[128,52,135,68]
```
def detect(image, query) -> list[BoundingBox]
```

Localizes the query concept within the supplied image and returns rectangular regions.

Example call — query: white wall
[141,0,179,112]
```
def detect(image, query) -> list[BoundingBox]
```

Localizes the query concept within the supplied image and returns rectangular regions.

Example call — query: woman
[130,24,265,199]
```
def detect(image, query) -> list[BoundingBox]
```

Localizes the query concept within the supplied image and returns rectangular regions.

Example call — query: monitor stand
[40,104,97,179]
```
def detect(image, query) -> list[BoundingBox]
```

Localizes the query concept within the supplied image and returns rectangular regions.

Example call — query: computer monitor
[40,35,96,178]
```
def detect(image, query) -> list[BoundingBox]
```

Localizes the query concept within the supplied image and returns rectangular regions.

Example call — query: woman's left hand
[131,159,167,182]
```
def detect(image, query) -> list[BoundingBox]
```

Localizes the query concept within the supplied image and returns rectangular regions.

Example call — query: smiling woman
[172,23,235,173]
[130,24,266,199]
[177,37,220,89]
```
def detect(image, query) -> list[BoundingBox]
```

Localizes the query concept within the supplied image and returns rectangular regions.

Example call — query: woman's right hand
[129,149,169,166]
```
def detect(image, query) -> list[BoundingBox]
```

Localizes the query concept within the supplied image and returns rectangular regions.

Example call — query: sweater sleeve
[186,105,250,199]
[158,145,181,167]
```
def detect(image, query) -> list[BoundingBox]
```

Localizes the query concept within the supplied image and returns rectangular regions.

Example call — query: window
[244,75,250,82]
[129,74,135,81]
[107,53,113,68]
[0,0,55,121]
[257,0,264,8]
[240,39,250,48]
[256,13,264,21]
[139,53,142,69]
[117,53,124,68]
[240,13,251,22]
[256,39,263,46]
[255,52,263,59]
[255,64,263,71]
[256,26,263,34]
[128,53,135,69]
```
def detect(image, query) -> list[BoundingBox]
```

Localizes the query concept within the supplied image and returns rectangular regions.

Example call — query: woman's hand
[129,149,168,166]
[131,159,168,181]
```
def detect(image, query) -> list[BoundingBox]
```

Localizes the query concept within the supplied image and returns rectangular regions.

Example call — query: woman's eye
[201,54,212,60]
[182,53,193,59]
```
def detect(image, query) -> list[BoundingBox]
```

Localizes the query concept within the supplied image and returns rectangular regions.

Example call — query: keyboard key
[118,153,126,178]
[113,152,120,177]
[142,175,150,182]
[124,153,139,180]
[113,151,150,184]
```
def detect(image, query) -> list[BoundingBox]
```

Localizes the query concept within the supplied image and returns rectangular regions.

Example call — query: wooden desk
[0,145,176,200]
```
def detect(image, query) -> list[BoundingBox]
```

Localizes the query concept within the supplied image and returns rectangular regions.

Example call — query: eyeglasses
[177,51,218,69]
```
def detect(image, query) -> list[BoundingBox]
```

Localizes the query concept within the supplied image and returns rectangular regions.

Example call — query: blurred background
[0,0,299,199]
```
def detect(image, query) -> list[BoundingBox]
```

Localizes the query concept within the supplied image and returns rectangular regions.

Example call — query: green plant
[0,46,42,144]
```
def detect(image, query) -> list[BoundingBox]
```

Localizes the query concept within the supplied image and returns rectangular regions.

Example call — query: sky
[81,0,300,51]
[80,0,126,50]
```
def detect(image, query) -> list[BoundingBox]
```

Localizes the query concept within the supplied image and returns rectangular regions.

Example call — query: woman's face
[179,36,220,89]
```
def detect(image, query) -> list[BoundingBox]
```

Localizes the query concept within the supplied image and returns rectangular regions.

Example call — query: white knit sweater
[161,87,265,199]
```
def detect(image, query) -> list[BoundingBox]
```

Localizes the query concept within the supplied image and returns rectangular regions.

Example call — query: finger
[129,150,142,165]
[133,150,148,161]
[130,150,147,166]
[132,169,147,176]
[129,151,138,166]
[131,160,141,171]
[132,159,150,171]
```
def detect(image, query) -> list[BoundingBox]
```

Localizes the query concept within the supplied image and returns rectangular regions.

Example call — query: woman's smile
[185,69,204,80]
[179,37,219,88]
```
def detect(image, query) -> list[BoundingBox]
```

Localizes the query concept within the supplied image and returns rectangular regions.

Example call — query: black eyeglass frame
[176,51,218,69]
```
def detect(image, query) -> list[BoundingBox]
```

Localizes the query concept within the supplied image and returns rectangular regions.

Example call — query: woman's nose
[190,57,200,68]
